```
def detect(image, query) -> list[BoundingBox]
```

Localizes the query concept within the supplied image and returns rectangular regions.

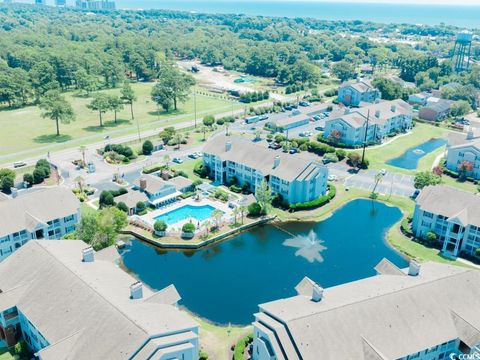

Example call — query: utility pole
[361,110,370,166]
[193,87,197,128]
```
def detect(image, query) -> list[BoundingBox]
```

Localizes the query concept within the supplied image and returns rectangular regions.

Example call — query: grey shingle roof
[0,240,197,360]
[416,185,480,227]
[257,262,480,359]
[0,187,80,238]
[203,136,326,182]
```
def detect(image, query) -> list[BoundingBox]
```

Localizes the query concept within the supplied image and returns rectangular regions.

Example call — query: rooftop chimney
[139,177,147,190]
[375,110,381,118]
[82,246,94,263]
[391,105,397,112]
[344,107,351,115]
[408,260,421,276]
[273,155,280,169]
[225,141,232,152]
[130,281,143,299]
[311,283,324,302]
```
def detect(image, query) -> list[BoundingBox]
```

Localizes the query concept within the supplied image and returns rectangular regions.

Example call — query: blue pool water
[121,199,407,325]
[386,138,447,170]
[154,204,218,225]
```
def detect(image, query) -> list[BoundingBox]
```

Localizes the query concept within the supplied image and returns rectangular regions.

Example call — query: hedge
[289,184,336,211]
[143,164,165,174]
[233,334,253,360]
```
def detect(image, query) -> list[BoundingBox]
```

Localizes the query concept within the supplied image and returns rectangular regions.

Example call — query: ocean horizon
[115,0,480,29]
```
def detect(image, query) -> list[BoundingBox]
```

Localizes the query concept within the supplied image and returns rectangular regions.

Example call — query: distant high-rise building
[75,0,115,10]
[35,0,46,4]
[55,0,66,6]
[3,0,13,4]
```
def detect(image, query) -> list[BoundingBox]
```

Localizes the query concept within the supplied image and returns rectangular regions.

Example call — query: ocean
[114,0,480,29]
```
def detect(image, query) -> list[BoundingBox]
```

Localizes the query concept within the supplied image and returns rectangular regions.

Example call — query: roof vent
[130,281,143,299]
[82,246,94,263]
[344,107,351,115]
[273,155,280,169]
[391,105,396,112]
[225,141,232,152]
[312,283,324,302]
[375,110,381,118]
[408,260,421,276]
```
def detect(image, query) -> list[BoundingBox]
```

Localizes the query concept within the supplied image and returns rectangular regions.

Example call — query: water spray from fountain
[283,230,327,263]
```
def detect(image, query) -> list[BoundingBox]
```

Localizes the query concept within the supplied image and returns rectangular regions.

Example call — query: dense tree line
[0,4,479,111]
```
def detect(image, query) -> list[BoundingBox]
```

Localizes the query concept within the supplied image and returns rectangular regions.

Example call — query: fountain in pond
[412,149,425,155]
[283,230,327,263]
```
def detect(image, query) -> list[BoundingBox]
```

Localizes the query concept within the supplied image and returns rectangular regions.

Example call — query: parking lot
[328,163,416,197]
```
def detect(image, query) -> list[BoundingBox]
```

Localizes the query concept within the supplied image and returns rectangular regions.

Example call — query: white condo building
[324,100,413,147]
[0,188,80,262]
[412,185,480,258]
[446,128,480,180]
[202,136,329,204]
[0,240,199,359]
[253,259,480,360]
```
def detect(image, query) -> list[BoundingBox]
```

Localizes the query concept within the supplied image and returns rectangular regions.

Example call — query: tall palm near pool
[212,209,223,228]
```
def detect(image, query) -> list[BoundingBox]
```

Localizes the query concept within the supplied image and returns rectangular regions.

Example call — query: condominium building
[446,128,480,180]
[0,188,80,262]
[0,240,199,359]
[75,0,116,10]
[253,259,480,360]
[337,79,381,107]
[412,185,480,258]
[324,99,413,146]
[202,136,328,204]
[132,175,182,208]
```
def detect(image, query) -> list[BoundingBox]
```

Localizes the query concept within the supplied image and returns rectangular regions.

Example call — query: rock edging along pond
[120,199,408,325]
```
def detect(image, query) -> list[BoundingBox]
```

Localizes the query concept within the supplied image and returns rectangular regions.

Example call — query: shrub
[203,115,215,127]
[23,173,34,185]
[143,163,165,174]
[335,149,347,160]
[401,216,413,237]
[194,162,210,178]
[136,201,146,213]
[229,184,242,193]
[0,176,14,193]
[289,185,336,211]
[425,231,437,245]
[199,351,209,360]
[233,334,253,360]
[214,189,229,202]
[324,88,338,97]
[142,140,154,155]
[99,191,115,207]
[182,223,195,233]
[116,202,129,213]
[154,220,168,232]
[33,168,47,184]
[248,202,262,216]
[323,153,339,163]
[475,248,480,258]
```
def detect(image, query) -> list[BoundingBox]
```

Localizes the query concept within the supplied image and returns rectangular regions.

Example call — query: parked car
[195,152,203,158]
[299,131,312,137]
[313,115,321,121]
[315,126,324,131]
[328,174,338,181]
[380,169,387,176]
[188,153,199,159]
[299,101,310,107]
[412,189,420,199]
[269,142,282,150]
[172,157,183,164]
[284,105,293,111]
[13,161,27,168]
[259,115,269,120]
[289,148,297,154]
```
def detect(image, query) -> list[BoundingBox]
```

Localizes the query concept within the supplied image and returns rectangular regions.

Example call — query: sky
[265,0,480,4]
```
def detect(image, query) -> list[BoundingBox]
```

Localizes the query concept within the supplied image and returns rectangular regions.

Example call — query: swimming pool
[153,204,219,225]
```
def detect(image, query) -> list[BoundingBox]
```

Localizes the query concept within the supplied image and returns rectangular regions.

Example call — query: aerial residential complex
[337,79,381,107]
[0,188,80,262]
[412,185,480,258]
[323,99,413,146]
[252,260,480,360]
[446,128,480,180]
[202,136,329,204]
[0,240,199,359]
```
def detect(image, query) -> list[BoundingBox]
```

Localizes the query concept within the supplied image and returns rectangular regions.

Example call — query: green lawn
[363,123,448,174]
[0,83,241,161]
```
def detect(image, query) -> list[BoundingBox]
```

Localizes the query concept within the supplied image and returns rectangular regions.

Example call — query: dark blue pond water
[120,199,406,325]
[386,138,447,170]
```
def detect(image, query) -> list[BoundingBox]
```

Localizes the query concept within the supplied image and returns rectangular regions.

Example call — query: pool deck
[140,197,233,232]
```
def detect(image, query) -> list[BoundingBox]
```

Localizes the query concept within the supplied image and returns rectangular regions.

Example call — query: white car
[380,169,387,176]
[328,174,338,181]
[172,157,184,164]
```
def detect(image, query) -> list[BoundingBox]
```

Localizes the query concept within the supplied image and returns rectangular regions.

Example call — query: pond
[120,199,407,325]
[386,138,447,170]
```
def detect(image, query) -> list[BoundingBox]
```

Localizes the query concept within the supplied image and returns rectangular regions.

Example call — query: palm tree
[203,220,211,235]
[163,154,171,169]
[212,209,223,229]
[239,205,247,224]
[74,176,85,193]
[201,126,209,141]
[79,146,86,167]
[174,132,183,149]
[232,206,240,225]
